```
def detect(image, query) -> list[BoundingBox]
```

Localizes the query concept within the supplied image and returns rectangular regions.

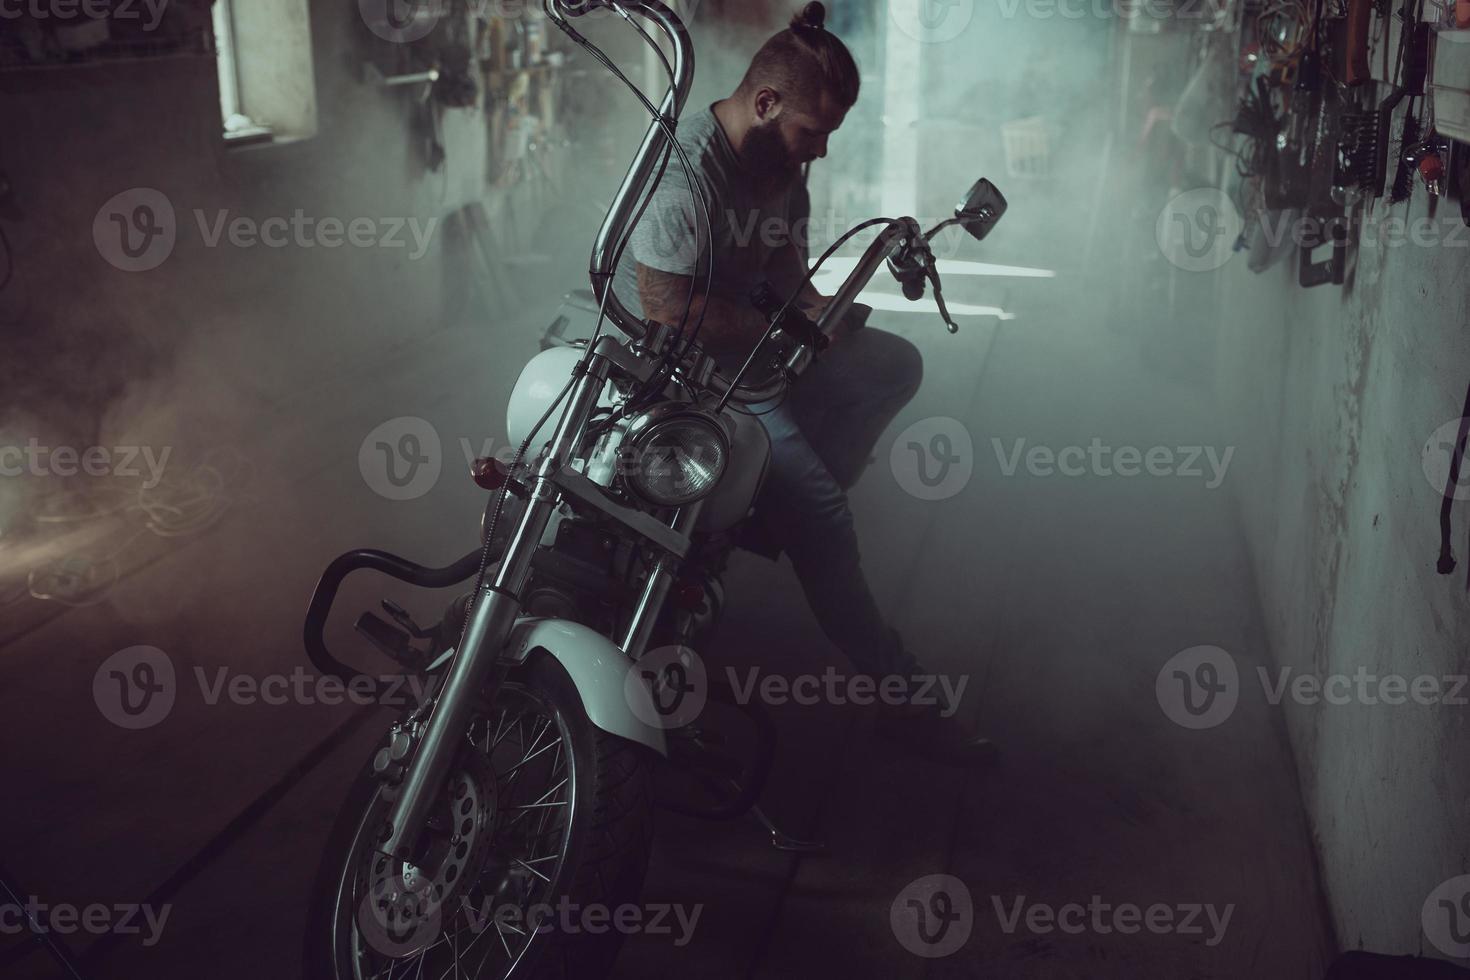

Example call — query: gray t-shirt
[611,105,794,355]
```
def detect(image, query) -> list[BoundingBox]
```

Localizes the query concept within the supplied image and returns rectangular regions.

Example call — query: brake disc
[361,750,498,957]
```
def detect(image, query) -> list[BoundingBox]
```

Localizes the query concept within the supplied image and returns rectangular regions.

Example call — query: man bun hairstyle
[791,1,828,31]
[739,2,860,111]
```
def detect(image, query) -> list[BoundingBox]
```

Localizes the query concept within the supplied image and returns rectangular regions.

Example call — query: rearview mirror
[955,178,1007,242]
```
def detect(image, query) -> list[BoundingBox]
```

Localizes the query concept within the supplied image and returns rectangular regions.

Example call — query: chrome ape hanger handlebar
[548,1,996,403]
[549,0,696,344]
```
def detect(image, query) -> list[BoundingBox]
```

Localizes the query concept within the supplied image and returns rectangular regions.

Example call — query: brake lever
[900,241,959,334]
[928,266,960,334]
[887,242,927,301]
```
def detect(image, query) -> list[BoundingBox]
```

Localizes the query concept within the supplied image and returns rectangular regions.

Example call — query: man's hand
[794,293,828,332]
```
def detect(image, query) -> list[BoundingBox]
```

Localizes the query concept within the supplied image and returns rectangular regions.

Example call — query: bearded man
[612,2,993,767]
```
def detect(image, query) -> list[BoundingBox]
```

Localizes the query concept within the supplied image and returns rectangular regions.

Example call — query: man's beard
[741,120,801,193]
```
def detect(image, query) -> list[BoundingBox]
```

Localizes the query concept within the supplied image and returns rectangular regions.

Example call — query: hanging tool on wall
[1405,134,1453,194]
[1386,15,1434,201]
[1388,106,1424,201]
[1325,0,1375,84]
[1333,103,1392,202]
[1331,1,1433,204]
[1365,0,1440,204]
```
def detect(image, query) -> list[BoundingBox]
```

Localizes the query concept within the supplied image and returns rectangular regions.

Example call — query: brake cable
[543,0,711,374]
[544,0,715,399]
[1436,377,1470,587]
[715,217,898,414]
[610,4,715,364]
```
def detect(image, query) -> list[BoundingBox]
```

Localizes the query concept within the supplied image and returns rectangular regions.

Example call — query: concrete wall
[0,3,498,512]
[0,0,651,539]
[911,8,1115,272]
[1214,188,1470,959]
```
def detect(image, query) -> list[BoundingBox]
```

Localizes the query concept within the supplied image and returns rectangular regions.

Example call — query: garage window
[212,0,318,145]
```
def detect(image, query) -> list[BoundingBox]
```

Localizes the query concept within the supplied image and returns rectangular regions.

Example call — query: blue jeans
[748,326,924,679]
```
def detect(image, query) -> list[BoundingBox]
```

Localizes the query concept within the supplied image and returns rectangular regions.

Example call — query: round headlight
[623,412,729,507]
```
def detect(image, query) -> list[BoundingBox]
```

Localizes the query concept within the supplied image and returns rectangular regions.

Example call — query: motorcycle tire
[303,653,655,980]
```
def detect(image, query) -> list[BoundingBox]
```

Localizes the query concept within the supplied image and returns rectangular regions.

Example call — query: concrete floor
[1,251,1334,977]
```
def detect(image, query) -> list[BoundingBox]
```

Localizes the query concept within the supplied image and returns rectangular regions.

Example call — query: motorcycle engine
[524,517,623,634]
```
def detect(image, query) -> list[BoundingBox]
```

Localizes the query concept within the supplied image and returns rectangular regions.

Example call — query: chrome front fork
[620,503,702,660]
[379,357,611,860]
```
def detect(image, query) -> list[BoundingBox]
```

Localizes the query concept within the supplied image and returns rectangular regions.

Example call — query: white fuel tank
[506,346,616,449]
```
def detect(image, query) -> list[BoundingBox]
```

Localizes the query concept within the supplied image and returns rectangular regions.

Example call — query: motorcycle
[301,2,1006,977]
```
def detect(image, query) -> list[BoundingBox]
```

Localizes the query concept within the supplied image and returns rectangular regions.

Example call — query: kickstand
[745,796,826,854]
[665,768,826,852]
[659,695,824,852]
[0,861,89,980]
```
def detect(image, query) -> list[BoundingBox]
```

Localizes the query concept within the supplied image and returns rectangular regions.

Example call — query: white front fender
[503,617,668,757]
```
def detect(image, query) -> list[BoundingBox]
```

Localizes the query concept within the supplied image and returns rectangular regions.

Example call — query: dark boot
[872,693,999,769]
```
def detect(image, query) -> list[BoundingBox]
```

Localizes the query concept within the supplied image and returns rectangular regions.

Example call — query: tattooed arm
[636,263,771,350]
[766,241,829,318]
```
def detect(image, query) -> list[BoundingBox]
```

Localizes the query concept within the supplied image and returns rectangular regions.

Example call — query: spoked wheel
[306,655,654,980]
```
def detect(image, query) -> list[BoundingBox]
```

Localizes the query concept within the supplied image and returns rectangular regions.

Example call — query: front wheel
[305,654,654,980]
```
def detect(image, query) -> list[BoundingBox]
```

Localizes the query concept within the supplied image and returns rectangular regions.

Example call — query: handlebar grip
[781,309,827,351]
[747,281,783,319]
[748,281,825,351]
